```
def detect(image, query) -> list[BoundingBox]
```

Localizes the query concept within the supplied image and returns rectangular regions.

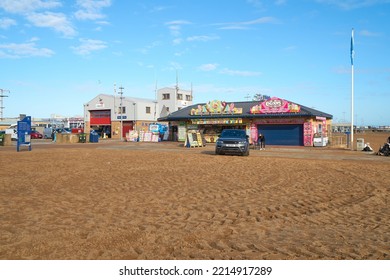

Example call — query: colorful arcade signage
[191,118,242,125]
[190,100,243,115]
[250,97,301,114]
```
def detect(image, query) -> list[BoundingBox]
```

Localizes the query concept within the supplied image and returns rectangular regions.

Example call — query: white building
[157,87,193,117]
[84,87,193,139]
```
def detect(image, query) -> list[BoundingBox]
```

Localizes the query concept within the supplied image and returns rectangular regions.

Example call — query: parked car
[30,131,43,139]
[313,133,328,147]
[215,129,250,156]
[56,128,71,134]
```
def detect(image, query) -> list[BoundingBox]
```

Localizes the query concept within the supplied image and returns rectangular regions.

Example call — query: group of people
[255,133,265,150]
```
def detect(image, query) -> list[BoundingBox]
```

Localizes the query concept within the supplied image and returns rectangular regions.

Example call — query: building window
[162,93,170,100]
[166,107,170,112]
[146,106,151,114]
[185,95,192,101]
[177,93,183,100]
[118,106,126,114]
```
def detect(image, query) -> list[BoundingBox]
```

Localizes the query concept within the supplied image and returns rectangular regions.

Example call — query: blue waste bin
[89,133,99,143]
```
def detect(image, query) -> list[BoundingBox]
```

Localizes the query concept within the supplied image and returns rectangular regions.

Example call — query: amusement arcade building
[158,97,333,146]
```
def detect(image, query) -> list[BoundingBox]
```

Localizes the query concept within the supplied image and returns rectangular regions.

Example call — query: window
[118,106,126,114]
[166,107,170,112]
[177,93,183,100]
[146,106,151,114]
[162,93,170,100]
[186,95,192,101]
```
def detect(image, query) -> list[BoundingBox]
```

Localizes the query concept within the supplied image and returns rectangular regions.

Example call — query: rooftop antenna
[191,82,193,100]
[0,89,10,121]
[245,93,251,101]
[175,70,179,93]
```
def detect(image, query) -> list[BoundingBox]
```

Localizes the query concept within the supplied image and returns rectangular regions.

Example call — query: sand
[0,132,389,260]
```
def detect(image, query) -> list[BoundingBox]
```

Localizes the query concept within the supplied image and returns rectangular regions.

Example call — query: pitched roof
[158,99,333,121]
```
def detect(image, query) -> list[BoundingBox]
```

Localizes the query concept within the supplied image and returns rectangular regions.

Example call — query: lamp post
[119,86,124,141]
[133,102,136,132]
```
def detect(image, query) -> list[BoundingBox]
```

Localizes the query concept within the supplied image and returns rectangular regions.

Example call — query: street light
[133,102,136,132]
[119,86,124,141]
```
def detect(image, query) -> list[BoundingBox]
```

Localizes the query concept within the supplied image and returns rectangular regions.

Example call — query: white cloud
[165,20,191,36]
[275,0,287,5]
[187,35,220,42]
[360,29,381,37]
[168,61,183,71]
[220,68,262,77]
[74,0,112,21]
[74,10,105,21]
[283,45,297,51]
[0,41,55,58]
[76,0,112,11]
[0,17,17,29]
[198,63,218,71]
[0,1,75,37]
[71,38,107,56]
[315,0,390,10]
[0,0,61,14]
[172,38,183,45]
[27,12,76,37]
[216,17,280,30]
[139,41,161,54]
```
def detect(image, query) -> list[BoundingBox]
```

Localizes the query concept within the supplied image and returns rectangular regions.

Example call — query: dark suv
[215,129,250,156]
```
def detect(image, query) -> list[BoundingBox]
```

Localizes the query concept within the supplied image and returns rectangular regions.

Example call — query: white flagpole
[350,28,354,150]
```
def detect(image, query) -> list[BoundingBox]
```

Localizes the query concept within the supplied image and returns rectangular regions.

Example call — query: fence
[329,135,348,148]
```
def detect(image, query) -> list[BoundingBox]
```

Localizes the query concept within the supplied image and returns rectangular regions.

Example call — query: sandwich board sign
[17,116,32,152]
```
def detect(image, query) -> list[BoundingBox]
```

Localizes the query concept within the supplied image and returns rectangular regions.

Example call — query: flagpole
[350,28,354,150]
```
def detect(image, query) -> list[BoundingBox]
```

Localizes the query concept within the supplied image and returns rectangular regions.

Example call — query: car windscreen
[220,130,246,138]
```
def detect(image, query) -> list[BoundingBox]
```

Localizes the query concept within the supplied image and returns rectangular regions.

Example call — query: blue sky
[1,0,389,126]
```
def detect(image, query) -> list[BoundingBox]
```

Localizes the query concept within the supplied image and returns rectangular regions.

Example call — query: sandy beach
[0,132,389,260]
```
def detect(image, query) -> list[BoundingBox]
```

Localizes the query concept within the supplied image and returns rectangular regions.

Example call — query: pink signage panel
[250,97,301,114]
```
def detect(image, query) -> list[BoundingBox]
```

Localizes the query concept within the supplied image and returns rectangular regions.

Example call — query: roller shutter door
[258,124,303,146]
[90,110,111,125]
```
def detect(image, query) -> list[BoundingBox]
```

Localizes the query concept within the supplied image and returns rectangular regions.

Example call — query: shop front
[158,97,332,146]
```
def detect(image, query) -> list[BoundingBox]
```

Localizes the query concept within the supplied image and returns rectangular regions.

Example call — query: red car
[30,131,43,139]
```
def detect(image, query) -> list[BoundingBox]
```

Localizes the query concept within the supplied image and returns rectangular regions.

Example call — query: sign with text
[250,97,301,114]
[17,116,32,152]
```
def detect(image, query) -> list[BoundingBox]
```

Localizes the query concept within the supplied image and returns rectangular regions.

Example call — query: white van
[5,128,17,141]
[43,127,53,139]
